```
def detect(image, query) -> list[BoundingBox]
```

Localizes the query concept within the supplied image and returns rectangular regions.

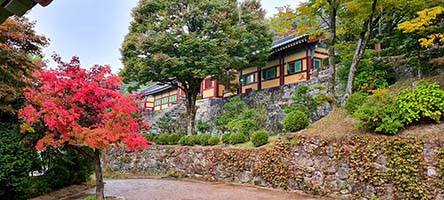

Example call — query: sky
[27,0,303,73]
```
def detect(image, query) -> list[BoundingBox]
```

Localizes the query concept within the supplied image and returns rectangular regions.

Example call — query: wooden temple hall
[138,34,328,112]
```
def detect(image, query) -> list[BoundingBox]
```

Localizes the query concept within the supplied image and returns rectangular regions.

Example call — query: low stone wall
[103,134,444,199]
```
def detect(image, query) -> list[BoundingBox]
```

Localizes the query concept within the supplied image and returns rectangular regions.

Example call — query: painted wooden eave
[0,0,53,23]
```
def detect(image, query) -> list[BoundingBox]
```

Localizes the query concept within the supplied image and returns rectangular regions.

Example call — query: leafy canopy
[120,0,272,89]
[0,17,48,115]
[398,6,444,48]
[19,56,150,151]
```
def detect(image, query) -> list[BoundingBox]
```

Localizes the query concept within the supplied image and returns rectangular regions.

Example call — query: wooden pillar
[306,46,312,80]
[214,80,219,97]
[238,71,243,94]
[257,67,262,90]
[279,54,285,85]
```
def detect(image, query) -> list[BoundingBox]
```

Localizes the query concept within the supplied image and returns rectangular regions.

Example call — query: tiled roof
[138,83,173,96]
[1,0,53,23]
[271,34,309,50]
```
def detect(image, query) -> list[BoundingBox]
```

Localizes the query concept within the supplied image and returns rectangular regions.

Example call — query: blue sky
[27,0,302,73]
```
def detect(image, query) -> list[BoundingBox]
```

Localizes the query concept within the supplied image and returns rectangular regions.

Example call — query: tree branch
[67,144,95,160]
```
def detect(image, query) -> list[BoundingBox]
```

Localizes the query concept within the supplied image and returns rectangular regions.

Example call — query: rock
[239,171,253,183]
[372,162,387,172]
[327,179,345,192]
[336,167,350,180]
[305,167,316,174]
[423,143,436,164]
[340,189,349,195]
[253,176,267,186]
[311,171,324,187]
[326,166,336,174]
[436,193,444,200]
[326,146,336,158]
[427,166,437,177]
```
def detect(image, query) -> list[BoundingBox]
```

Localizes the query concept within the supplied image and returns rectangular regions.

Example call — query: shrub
[195,134,211,146]
[208,136,220,146]
[0,124,39,200]
[345,92,369,114]
[84,196,98,200]
[42,147,93,190]
[283,110,309,132]
[196,120,211,133]
[28,176,51,198]
[143,133,156,142]
[215,96,249,132]
[337,51,394,92]
[179,135,196,146]
[251,130,269,147]
[354,89,403,135]
[167,134,182,145]
[284,86,318,115]
[229,132,248,145]
[221,133,232,144]
[226,117,257,137]
[396,81,444,124]
[154,133,170,145]
[156,114,176,134]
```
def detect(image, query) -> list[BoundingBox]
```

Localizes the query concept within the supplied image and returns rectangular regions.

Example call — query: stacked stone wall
[103,134,444,199]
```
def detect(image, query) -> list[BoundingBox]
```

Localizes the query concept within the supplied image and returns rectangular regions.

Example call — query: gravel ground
[74,179,331,200]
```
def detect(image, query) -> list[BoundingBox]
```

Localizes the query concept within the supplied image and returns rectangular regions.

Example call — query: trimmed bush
[221,133,232,144]
[229,132,248,145]
[154,133,169,145]
[283,110,309,132]
[345,92,368,114]
[251,130,269,147]
[208,136,220,146]
[143,133,156,142]
[179,135,196,146]
[195,134,211,146]
[167,134,182,145]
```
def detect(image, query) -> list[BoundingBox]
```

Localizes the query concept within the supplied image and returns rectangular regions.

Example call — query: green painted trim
[4,0,36,16]
[0,7,12,23]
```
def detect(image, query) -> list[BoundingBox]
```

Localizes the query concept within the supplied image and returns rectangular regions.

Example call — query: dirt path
[74,179,330,200]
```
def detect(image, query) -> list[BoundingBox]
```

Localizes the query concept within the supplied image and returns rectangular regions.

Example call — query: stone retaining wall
[148,72,333,135]
[103,134,444,200]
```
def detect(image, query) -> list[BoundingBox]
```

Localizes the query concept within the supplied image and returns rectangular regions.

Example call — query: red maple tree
[19,55,150,199]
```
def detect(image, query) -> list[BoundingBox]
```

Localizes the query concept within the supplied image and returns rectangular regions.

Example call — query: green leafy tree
[341,0,442,95]
[121,0,272,135]
[398,6,444,48]
[297,0,343,96]
[269,5,298,38]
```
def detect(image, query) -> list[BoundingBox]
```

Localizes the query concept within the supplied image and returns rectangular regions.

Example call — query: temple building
[138,34,328,112]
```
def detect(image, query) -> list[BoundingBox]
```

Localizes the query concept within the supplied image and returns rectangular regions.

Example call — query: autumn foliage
[0,17,48,115]
[19,55,150,152]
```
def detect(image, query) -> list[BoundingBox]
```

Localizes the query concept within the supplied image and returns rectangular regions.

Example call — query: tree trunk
[185,88,198,135]
[417,49,422,79]
[345,37,368,96]
[327,1,337,96]
[67,145,104,199]
[345,0,378,97]
[93,150,104,199]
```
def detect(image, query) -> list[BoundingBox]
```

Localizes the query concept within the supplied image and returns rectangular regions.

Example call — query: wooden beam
[33,0,52,6]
